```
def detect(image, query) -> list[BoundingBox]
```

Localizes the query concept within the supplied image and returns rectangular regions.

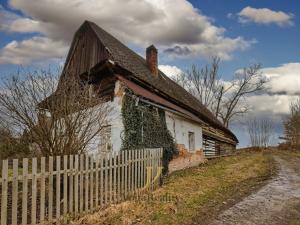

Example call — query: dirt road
[212,155,300,225]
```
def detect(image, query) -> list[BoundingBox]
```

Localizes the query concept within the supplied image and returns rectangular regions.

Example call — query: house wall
[87,81,123,154]
[165,111,206,173]
[165,111,203,151]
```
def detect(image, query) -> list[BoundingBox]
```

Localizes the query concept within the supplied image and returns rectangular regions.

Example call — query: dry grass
[70,151,275,225]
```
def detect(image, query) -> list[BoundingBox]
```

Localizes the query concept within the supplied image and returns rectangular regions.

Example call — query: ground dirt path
[211,155,300,225]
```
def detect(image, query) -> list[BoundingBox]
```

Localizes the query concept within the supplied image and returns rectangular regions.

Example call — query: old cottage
[48,21,238,171]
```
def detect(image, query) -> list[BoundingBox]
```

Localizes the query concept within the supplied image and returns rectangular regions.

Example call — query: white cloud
[231,62,300,122]
[158,65,183,78]
[246,94,298,115]
[0,0,253,65]
[262,63,300,95]
[238,6,294,26]
[0,36,67,64]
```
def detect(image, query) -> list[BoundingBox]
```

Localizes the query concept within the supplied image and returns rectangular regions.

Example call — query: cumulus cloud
[0,0,253,65]
[238,6,294,26]
[246,94,298,115]
[0,36,68,64]
[231,62,300,134]
[262,63,300,95]
[158,65,183,78]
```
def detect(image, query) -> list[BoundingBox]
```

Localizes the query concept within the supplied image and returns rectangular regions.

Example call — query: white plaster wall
[165,111,203,151]
[87,95,123,154]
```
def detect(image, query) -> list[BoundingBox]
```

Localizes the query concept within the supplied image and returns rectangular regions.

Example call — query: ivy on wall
[121,91,178,174]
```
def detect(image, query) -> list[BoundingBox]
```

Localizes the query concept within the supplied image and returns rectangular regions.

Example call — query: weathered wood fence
[0,148,163,225]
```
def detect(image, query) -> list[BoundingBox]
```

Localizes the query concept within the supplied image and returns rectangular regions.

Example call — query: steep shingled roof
[85,21,238,143]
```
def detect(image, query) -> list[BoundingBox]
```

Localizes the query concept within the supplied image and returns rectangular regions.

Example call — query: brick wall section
[168,144,207,173]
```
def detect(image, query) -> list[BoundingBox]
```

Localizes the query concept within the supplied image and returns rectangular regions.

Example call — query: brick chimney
[146,45,158,77]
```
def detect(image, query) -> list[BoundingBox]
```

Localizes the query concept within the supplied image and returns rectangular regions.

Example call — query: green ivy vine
[121,90,178,174]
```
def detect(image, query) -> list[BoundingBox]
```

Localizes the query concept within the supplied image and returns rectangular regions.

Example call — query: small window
[188,132,195,152]
[98,126,112,153]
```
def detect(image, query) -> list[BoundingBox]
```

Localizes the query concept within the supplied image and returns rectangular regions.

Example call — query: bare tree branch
[172,58,266,128]
[0,71,111,156]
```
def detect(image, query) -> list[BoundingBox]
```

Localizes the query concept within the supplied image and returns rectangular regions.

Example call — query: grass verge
[71,151,276,225]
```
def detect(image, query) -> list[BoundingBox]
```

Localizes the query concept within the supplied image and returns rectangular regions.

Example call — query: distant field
[71,150,277,225]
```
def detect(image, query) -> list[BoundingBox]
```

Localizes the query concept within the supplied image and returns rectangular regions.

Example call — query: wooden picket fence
[0,148,163,225]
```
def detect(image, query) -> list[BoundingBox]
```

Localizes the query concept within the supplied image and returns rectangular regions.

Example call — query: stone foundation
[168,144,207,173]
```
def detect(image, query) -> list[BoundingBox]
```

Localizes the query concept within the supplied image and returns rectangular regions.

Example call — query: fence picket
[109,153,113,203]
[124,151,127,199]
[63,155,68,219]
[134,150,137,192]
[1,159,8,225]
[79,155,84,213]
[85,156,89,212]
[74,155,79,215]
[31,158,37,224]
[56,156,61,222]
[113,152,117,203]
[117,152,121,202]
[128,151,134,194]
[142,149,145,190]
[138,150,141,191]
[104,154,108,205]
[21,158,28,225]
[90,156,94,211]
[48,157,53,222]
[11,159,18,225]
[69,155,74,214]
[99,154,103,207]
[95,156,99,207]
[40,157,46,222]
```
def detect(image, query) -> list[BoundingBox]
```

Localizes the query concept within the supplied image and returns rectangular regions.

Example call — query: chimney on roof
[146,45,158,77]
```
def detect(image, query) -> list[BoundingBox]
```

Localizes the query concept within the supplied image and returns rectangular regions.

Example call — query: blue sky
[173,0,300,77]
[0,0,300,146]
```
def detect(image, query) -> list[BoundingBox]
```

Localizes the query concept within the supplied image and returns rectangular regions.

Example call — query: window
[188,132,195,152]
[98,126,112,153]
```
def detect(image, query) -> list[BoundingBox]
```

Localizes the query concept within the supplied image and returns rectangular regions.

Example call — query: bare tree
[283,98,300,148]
[218,64,266,127]
[0,71,111,156]
[173,58,266,127]
[246,117,274,147]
